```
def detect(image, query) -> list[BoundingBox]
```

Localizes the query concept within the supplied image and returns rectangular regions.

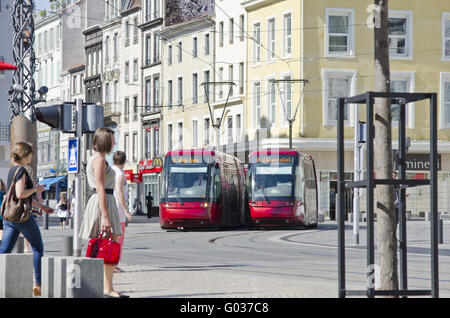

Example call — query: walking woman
[79,128,127,298]
[0,142,54,296]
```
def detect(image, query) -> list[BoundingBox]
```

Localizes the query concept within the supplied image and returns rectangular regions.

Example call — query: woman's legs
[104,234,120,296]
[19,217,44,286]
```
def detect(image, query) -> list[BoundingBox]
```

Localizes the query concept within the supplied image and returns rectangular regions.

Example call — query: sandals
[33,284,41,297]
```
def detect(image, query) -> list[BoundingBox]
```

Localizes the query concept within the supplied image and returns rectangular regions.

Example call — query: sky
[34,0,50,12]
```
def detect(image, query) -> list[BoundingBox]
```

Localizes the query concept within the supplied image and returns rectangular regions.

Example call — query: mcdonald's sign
[138,158,163,174]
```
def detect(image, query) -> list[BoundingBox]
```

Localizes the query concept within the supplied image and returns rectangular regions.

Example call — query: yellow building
[242,0,450,219]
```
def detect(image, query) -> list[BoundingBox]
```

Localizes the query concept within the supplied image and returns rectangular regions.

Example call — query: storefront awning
[38,176,67,190]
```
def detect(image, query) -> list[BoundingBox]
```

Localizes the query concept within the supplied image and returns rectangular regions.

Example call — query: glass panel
[329,15,348,34]
[327,78,349,121]
[329,35,348,52]
[389,18,406,35]
[390,80,407,122]
[167,165,209,200]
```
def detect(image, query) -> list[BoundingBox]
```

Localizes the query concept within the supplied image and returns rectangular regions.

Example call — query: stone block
[0,254,33,298]
[42,256,55,298]
[49,256,104,298]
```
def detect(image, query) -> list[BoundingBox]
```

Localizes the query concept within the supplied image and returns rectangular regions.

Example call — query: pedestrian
[0,179,6,239]
[56,193,69,230]
[0,142,54,296]
[146,191,153,219]
[78,128,128,298]
[112,150,133,272]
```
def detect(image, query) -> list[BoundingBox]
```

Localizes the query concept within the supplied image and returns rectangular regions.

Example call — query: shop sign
[123,169,133,181]
[405,154,441,171]
[138,159,163,174]
[130,173,143,183]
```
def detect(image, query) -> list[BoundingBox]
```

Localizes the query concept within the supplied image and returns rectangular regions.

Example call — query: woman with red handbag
[79,128,128,298]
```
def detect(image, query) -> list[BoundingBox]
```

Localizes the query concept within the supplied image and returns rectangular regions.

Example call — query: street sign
[68,137,79,174]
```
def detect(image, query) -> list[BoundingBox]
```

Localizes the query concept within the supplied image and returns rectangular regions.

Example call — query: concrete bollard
[15,236,24,253]
[0,254,33,298]
[42,256,104,298]
[62,236,73,256]
[42,257,55,298]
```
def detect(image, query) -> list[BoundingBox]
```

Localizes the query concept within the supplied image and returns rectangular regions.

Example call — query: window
[283,13,292,57]
[389,11,412,58]
[167,124,173,150]
[113,33,118,62]
[133,17,138,44]
[145,127,151,158]
[168,80,173,108]
[105,36,110,65]
[268,79,276,125]
[153,76,160,110]
[219,22,224,46]
[322,70,356,126]
[133,96,138,121]
[236,114,241,142]
[145,35,151,65]
[229,18,234,44]
[192,73,198,104]
[326,8,354,56]
[229,65,234,96]
[267,18,276,61]
[132,132,138,162]
[192,120,198,147]
[177,122,183,148]
[133,59,138,82]
[205,33,210,55]
[178,77,183,106]
[239,62,244,94]
[218,67,224,99]
[204,70,210,102]
[168,45,172,65]
[124,97,130,122]
[442,73,450,127]
[390,72,414,127]
[178,42,182,62]
[153,34,160,63]
[204,118,210,145]
[193,37,198,57]
[283,76,292,123]
[145,0,151,21]
[443,13,450,59]
[153,0,160,19]
[125,61,129,83]
[125,20,130,47]
[239,15,245,41]
[253,23,261,64]
[104,82,109,104]
[145,78,151,112]
[124,133,129,158]
[254,82,261,128]
[227,116,233,144]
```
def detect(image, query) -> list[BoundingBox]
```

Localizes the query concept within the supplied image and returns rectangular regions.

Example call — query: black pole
[398,102,407,296]
[337,98,346,298]
[44,199,49,230]
[289,120,293,149]
[430,93,439,298]
[366,93,375,298]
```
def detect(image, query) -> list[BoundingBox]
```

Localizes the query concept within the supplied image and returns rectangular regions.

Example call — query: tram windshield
[249,154,297,202]
[166,164,209,201]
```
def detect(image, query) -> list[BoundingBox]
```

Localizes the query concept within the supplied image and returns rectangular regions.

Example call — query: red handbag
[86,232,121,265]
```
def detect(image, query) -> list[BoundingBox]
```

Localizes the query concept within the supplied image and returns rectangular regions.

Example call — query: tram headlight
[201,202,210,208]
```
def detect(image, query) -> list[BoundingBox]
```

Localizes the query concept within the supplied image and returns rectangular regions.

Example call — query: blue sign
[68,137,79,174]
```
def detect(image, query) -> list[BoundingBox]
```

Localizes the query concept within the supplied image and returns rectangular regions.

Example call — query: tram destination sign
[250,154,295,164]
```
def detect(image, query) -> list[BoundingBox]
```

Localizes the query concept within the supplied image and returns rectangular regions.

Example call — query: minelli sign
[405,154,441,171]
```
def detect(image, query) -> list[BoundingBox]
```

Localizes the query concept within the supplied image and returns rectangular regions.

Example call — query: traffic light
[35,103,73,132]
[35,103,104,133]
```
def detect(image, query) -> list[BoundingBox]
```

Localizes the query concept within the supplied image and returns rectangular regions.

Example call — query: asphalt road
[37,215,450,298]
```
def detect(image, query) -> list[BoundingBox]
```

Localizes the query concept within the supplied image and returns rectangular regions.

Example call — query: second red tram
[247,149,318,228]
[159,149,247,229]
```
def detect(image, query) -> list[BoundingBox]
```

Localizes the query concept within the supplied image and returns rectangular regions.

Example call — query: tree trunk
[374,0,398,294]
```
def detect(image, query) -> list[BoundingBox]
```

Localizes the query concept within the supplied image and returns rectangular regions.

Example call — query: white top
[57,201,69,218]
[112,165,128,223]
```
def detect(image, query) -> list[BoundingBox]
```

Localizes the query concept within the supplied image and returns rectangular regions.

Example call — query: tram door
[329,181,353,221]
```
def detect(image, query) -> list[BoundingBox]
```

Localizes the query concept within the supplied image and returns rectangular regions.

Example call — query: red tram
[248,149,318,228]
[159,149,247,229]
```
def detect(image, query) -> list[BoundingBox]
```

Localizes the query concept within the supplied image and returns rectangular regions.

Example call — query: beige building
[243,0,450,219]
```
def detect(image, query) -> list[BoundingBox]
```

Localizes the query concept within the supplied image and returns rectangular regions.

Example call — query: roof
[249,149,300,157]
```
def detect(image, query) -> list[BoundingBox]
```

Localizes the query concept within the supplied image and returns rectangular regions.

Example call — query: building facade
[243,0,450,219]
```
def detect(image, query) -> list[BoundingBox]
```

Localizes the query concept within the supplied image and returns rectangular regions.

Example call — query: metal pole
[289,120,293,149]
[399,102,407,295]
[73,99,83,257]
[353,104,360,245]
[337,98,346,298]
[430,93,439,298]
